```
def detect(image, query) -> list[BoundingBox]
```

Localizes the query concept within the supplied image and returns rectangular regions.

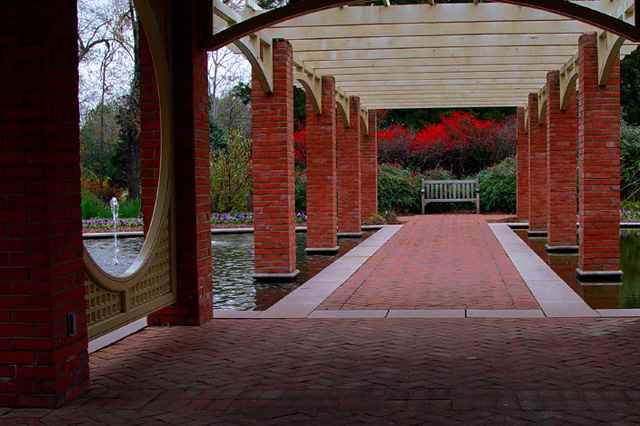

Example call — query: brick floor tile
[6,218,640,424]
[319,215,539,311]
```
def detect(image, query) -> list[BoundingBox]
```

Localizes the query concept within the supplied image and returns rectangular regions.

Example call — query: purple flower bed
[83,218,144,229]
[621,210,640,221]
[211,212,307,225]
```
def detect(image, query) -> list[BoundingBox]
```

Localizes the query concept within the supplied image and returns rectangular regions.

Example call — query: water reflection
[212,231,374,311]
[621,229,640,308]
[516,229,640,309]
[84,231,374,310]
[84,237,144,276]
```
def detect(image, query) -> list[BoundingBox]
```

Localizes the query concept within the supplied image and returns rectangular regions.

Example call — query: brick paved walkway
[319,215,540,311]
[5,215,640,424]
[4,318,640,425]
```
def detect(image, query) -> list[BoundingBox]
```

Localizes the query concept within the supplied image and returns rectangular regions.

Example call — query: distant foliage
[411,112,516,176]
[378,164,420,213]
[377,164,456,214]
[621,121,640,201]
[81,192,112,219]
[377,125,418,169]
[294,126,307,170]
[81,190,141,220]
[117,197,141,218]
[295,171,307,214]
[477,156,517,213]
[81,173,124,203]
[210,131,253,213]
[621,49,640,126]
[377,111,516,176]
[419,168,457,182]
[209,114,227,152]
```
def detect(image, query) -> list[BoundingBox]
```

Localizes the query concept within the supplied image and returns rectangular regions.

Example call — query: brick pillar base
[528,93,548,237]
[139,22,161,237]
[361,113,378,220]
[252,39,297,280]
[546,70,578,253]
[516,107,529,222]
[0,1,90,407]
[337,96,362,237]
[576,32,622,283]
[148,0,213,325]
[306,76,338,254]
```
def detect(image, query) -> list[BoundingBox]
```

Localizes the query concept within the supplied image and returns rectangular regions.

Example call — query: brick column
[0,1,90,407]
[252,39,298,280]
[516,107,529,222]
[305,76,338,254]
[527,94,548,236]
[337,96,362,237]
[148,0,213,325]
[139,22,161,237]
[546,70,578,253]
[576,32,622,282]
[361,113,378,220]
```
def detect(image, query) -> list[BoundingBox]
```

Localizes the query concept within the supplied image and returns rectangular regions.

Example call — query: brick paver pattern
[319,215,540,310]
[5,215,640,425]
[4,318,640,425]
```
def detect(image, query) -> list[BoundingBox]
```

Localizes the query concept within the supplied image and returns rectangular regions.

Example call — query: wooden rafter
[209,1,638,111]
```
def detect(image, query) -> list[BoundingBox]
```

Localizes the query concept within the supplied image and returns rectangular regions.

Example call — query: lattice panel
[85,279,122,325]
[129,224,172,308]
[85,216,175,338]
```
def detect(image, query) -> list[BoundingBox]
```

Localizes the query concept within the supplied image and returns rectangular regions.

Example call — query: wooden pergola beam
[202,0,640,52]
[209,0,637,112]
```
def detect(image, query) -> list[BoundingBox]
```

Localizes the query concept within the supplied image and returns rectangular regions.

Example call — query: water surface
[516,229,640,309]
[84,230,374,311]
[212,232,373,311]
[84,237,144,276]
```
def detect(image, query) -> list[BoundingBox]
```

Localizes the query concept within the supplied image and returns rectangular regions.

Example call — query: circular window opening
[78,0,152,277]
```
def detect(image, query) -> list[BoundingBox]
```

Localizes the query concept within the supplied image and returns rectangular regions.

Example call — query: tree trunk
[126,0,141,199]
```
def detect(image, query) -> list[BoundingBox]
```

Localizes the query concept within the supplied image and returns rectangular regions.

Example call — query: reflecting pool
[212,231,374,311]
[84,230,374,311]
[516,229,640,309]
[84,237,144,276]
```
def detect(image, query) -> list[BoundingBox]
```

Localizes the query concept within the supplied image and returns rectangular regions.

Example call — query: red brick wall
[0,0,90,407]
[527,94,548,234]
[337,96,362,234]
[577,32,620,272]
[139,23,161,237]
[361,113,378,220]
[516,107,529,221]
[251,39,297,275]
[148,0,213,325]
[546,70,578,248]
[306,76,337,250]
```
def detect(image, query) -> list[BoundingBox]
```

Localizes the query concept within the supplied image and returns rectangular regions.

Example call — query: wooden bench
[421,178,480,214]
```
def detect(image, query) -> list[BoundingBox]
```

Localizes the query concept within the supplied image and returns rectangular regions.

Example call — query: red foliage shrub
[294,127,307,169]
[377,124,418,169]
[377,111,516,176]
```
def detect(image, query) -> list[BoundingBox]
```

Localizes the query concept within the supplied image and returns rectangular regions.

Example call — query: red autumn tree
[377,124,419,169]
[410,111,515,176]
[294,126,307,169]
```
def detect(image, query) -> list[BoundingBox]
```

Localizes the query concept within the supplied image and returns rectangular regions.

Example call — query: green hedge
[477,156,516,213]
[377,164,456,214]
[376,160,516,214]
[295,171,307,214]
[81,191,142,220]
[621,121,640,201]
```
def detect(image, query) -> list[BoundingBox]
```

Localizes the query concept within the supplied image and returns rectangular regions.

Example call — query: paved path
[319,215,539,311]
[5,215,640,424]
[5,318,640,425]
